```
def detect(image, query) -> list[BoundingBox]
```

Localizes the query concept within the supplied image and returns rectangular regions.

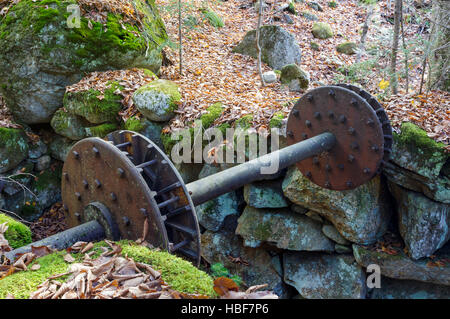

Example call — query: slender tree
[390,0,402,95]
[178,0,183,76]
[256,0,265,87]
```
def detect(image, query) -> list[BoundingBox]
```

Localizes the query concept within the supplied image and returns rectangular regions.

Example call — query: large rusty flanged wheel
[62,131,201,266]
[286,85,392,191]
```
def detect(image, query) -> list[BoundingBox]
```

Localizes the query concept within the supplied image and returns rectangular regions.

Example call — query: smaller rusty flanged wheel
[286,85,388,190]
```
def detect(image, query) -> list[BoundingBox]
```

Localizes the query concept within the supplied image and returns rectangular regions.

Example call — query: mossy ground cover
[0,240,215,298]
[0,214,32,249]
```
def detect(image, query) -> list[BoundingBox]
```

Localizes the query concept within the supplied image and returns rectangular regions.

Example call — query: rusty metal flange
[105,131,201,265]
[286,85,386,190]
[62,135,169,251]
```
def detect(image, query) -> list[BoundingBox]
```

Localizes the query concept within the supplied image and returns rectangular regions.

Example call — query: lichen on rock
[0,127,29,173]
[0,0,168,124]
[133,79,181,122]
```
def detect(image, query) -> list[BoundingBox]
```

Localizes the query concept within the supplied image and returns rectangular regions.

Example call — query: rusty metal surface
[336,83,393,163]
[286,85,385,190]
[62,135,169,251]
[105,131,201,266]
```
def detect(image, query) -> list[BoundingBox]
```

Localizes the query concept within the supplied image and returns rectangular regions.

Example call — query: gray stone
[336,42,357,55]
[383,161,449,204]
[389,181,450,260]
[262,71,278,84]
[371,276,450,299]
[174,162,203,184]
[28,140,48,159]
[282,167,392,244]
[308,2,323,11]
[0,0,166,124]
[0,128,29,174]
[197,191,241,231]
[305,210,323,223]
[35,155,51,172]
[335,244,352,254]
[201,229,284,292]
[391,122,448,179]
[280,64,310,91]
[50,110,87,141]
[301,11,318,21]
[322,224,350,245]
[283,252,366,299]
[133,80,181,122]
[236,206,334,251]
[233,25,301,70]
[353,244,450,286]
[243,179,288,208]
[49,135,75,162]
[311,22,333,39]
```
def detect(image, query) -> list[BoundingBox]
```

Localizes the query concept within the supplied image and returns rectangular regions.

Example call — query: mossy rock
[85,122,118,138]
[310,41,320,51]
[125,116,166,149]
[0,240,215,298]
[311,22,333,39]
[0,213,32,249]
[391,122,448,179]
[280,64,310,90]
[301,11,318,21]
[336,41,357,55]
[133,79,181,122]
[0,127,29,173]
[50,109,87,140]
[269,112,286,129]
[63,82,123,124]
[0,0,168,124]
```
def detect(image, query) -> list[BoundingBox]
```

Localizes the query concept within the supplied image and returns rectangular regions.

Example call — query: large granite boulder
[0,0,167,124]
[236,206,335,251]
[0,127,29,173]
[283,252,367,299]
[233,25,301,70]
[282,167,392,244]
[388,182,450,260]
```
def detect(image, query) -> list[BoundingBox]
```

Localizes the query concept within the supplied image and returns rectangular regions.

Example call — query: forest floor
[158,0,449,145]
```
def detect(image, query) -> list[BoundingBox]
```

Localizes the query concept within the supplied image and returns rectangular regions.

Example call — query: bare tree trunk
[178,0,183,76]
[256,0,265,87]
[400,5,409,93]
[390,0,402,95]
[428,0,450,91]
[356,6,374,64]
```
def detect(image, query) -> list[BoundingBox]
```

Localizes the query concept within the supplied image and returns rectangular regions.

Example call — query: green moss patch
[0,214,32,249]
[201,8,224,28]
[0,240,215,298]
[269,112,286,129]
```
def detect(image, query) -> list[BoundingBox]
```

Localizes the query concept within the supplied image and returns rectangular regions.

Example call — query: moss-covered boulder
[0,127,29,173]
[388,181,450,260]
[63,82,123,124]
[133,80,181,122]
[280,64,310,91]
[0,0,167,124]
[233,25,301,70]
[311,22,333,39]
[336,41,357,55]
[282,167,392,245]
[125,116,166,149]
[0,213,32,249]
[283,252,366,299]
[236,206,335,251]
[391,122,448,179]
